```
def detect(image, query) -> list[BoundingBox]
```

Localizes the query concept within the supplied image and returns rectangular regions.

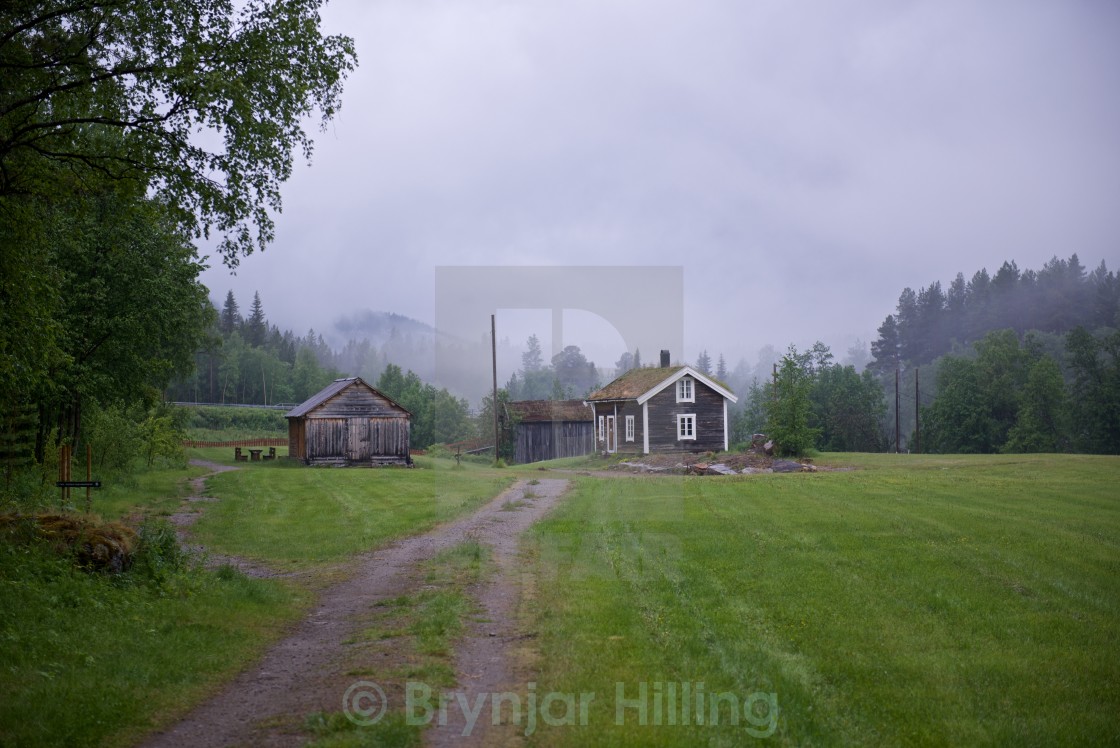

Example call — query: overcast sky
[202,0,1120,372]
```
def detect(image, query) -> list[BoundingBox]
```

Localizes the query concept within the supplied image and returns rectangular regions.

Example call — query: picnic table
[249,449,263,461]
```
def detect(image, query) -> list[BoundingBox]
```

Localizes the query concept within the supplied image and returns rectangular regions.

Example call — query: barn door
[606,415,617,453]
[348,418,370,461]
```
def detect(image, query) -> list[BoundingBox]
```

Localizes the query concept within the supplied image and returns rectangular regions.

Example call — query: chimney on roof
[660,350,670,368]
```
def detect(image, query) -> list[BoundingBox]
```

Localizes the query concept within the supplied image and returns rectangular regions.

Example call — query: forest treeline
[861,254,1119,454]
[868,254,1118,370]
[167,291,475,449]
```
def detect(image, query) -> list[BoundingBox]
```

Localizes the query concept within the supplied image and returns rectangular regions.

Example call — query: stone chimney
[660,349,670,368]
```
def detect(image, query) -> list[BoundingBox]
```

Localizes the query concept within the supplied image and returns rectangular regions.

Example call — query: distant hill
[331,309,435,348]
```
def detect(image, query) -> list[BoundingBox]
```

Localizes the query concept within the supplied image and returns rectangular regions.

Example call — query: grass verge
[519,453,1120,746]
[0,537,305,747]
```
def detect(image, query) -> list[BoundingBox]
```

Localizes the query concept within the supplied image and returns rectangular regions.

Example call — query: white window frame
[677,377,695,403]
[598,415,605,442]
[677,413,696,441]
[625,415,635,442]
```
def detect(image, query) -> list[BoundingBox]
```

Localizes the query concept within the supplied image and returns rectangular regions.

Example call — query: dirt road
[143,475,569,747]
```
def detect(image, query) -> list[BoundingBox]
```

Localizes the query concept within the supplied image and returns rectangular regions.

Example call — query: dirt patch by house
[604,451,853,475]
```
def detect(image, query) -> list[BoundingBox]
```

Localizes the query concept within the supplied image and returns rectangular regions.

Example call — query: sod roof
[586,366,685,401]
[507,399,594,422]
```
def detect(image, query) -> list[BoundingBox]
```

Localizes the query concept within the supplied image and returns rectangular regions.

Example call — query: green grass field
[6,450,1117,746]
[520,454,1120,746]
[0,529,307,748]
[190,454,514,568]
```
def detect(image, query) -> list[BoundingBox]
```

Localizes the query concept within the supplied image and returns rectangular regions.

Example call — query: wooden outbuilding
[508,399,595,464]
[585,354,737,455]
[285,377,411,466]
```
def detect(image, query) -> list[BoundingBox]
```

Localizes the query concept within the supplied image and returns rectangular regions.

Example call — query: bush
[85,404,142,473]
[130,519,191,585]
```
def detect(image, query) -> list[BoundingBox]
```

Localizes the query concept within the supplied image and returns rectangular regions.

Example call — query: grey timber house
[508,399,594,464]
[285,377,411,466]
[585,364,737,455]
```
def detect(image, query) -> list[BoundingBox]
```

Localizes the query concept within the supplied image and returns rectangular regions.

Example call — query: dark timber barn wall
[509,400,594,464]
[286,378,411,466]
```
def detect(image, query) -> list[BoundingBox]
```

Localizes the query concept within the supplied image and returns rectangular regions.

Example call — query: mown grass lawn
[521,453,1120,746]
[190,454,514,568]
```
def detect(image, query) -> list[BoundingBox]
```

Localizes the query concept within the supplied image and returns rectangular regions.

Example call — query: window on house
[625,415,635,441]
[598,416,605,442]
[677,414,696,440]
[677,377,694,403]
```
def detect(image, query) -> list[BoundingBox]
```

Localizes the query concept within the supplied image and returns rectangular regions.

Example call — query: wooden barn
[508,399,594,464]
[285,377,411,466]
[585,353,737,455]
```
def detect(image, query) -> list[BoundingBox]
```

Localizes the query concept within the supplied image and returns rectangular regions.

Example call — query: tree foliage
[1,0,357,485]
[871,255,1117,371]
[507,339,601,401]
[1065,327,1120,454]
[732,342,886,454]
[376,364,472,449]
[764,347,820,456]
[919,329,1093,454]
[0,0,357,263]
[21,190,211,451]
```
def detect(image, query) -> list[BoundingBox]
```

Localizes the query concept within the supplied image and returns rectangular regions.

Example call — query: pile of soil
[610,450,819,475]
[0,512,137,571]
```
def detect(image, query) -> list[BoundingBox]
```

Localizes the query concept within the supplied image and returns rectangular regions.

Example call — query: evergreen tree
[246,291,267,347]
[696,350,712,375]
[220,291,241,335]
[870,315,901,374]
[765,346,820,456]
[716,353,728,380]
[522,334,544,373]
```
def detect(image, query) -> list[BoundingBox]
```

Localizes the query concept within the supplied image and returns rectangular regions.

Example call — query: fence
[172,402,296,411]
[181,438,288,448]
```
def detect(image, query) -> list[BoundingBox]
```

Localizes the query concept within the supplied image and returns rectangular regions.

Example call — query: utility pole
[895,366,901,453]
[491,314,499,465]
[915,367,920,454]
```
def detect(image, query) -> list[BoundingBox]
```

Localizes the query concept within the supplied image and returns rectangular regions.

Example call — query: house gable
[286,377,410,419]
[635,366,737,405]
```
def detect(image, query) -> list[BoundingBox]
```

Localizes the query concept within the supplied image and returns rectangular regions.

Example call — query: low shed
[286,377,411,466]
[509,399,594,464]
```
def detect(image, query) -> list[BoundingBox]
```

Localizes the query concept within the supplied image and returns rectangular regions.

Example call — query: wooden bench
[234,447,249,462]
